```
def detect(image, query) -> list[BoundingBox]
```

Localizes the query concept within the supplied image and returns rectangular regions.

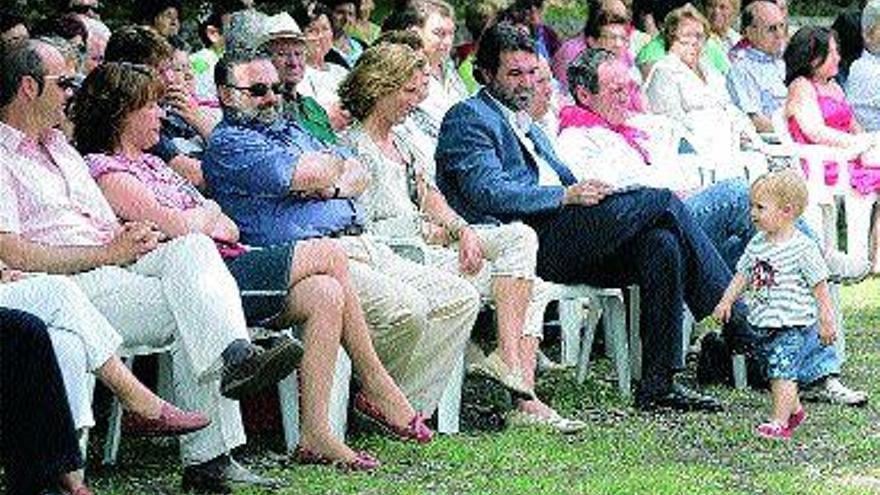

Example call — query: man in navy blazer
[436,22,752,412]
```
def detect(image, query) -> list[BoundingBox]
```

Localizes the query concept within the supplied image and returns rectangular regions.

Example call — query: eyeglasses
[44,74,81,91]
[761,22,787,35]
[225,82,285,97]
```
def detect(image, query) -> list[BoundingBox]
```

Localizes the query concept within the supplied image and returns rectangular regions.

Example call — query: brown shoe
[123,401,211,437]
[220,337,303,400]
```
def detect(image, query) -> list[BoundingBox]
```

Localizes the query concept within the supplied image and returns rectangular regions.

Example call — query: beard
[226,99,283,127]
[488,81,535,112]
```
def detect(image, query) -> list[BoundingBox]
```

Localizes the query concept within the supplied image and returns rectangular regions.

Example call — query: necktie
[526,123,577,186]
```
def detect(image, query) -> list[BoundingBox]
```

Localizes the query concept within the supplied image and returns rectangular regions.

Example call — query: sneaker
[506,409,587,434]
[804,377,868,406]
[825,250,870,285]
[756,421,791,440]
[467,351,535,399]
[787,406,806,432]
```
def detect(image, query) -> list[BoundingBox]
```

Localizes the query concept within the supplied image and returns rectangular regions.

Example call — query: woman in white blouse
[340,41,587,434]
[644,4,754,166]
[293,2,351,130]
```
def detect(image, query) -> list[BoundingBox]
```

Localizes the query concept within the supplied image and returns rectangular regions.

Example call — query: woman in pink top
[71,63,431,471]
[784,26,880,269]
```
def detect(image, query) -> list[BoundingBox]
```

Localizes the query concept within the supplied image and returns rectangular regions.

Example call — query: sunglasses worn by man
[225,82,285,97]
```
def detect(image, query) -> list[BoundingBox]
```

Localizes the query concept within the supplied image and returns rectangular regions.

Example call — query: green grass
[86,279,880,495]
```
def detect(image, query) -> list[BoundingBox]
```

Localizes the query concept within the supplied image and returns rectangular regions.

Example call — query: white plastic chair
[770,108,877,260]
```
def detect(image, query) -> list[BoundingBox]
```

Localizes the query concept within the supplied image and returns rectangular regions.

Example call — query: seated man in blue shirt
[436,21,751,412]
[726,0,788,133]
[203,53,481,417]
[846,1,880,132]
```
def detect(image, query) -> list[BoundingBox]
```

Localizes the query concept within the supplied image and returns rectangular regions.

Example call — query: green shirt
[284,94,338,145]
[636,34,730,75]
[458,54,479,95]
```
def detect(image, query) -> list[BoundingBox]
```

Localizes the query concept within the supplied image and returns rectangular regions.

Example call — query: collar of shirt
[0,121,65,156]
[486,91,562,186]
[743,46,780,63]
[861,48,880,64]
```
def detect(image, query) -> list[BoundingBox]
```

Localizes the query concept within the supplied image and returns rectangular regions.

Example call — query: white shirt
[645,53,755,167]
[555,113,702,191]
[489,94,562,187]
[297,63,348,109]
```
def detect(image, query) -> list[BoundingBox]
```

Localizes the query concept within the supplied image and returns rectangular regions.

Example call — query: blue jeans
[685,178,818,271]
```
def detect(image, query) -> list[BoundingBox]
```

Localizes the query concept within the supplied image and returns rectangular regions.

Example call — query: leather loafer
[220,337,303,400]
[181,457,281,494]
[123,401,211,437]
[636,383,723,412]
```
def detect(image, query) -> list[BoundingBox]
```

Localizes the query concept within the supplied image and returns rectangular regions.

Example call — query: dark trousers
[1,308,82,495]
[527,188,738,393]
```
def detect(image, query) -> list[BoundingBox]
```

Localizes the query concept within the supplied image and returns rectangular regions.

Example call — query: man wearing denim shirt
[726,0,788,133]
[203,53,481,415]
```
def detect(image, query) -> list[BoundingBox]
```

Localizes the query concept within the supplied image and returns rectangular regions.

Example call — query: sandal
[294,446,380,472]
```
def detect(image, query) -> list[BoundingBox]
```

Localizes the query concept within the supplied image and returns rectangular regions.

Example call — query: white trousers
[71,234,250,465]
[0,275,121,430]
[339,235,481,414]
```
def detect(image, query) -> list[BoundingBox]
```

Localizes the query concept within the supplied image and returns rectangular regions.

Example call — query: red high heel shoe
[354,392,433,444]
[294,446,380,472]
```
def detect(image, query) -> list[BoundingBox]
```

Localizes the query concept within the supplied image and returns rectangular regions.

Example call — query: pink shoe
[787,406,806,432]
[123,401,211,437]
[354,392,434,444]
[756,421,792,440]
[70,486,94,495]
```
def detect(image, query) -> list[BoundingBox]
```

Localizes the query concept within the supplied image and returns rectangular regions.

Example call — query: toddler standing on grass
[713,169,836,440]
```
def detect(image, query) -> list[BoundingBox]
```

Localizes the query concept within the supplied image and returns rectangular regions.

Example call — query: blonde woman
[340,42,586,433]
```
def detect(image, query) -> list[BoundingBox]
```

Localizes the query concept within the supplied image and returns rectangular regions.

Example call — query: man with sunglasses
[726,0,788,133]
[205,52,481,424]
[0,39,303,493]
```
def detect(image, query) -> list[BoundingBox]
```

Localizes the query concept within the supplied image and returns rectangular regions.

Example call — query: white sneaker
[805,377,868,406]
[506,409,587,434]
[825,250,870,285]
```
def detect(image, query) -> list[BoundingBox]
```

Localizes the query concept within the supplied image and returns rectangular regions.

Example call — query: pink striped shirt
[0,122,119,246]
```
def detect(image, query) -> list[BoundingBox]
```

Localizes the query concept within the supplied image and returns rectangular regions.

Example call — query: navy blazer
[435,89,570,225]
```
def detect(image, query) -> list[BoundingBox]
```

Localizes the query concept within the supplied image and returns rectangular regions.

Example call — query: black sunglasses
[225,82,285,97]
[44,74,82,91]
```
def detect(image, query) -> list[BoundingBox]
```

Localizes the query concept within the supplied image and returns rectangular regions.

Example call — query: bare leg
[287,239,416,427]
[515,336,555,417]
[770,379,800,425]
[97,356,162,418]
[284,274,358,461]
[492,277,532,369]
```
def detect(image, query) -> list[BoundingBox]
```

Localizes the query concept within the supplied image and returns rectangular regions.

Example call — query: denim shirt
[203,117,363,246]
[726,47,787,119]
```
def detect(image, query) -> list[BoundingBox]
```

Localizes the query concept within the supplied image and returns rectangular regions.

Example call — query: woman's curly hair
[338,41,427,122]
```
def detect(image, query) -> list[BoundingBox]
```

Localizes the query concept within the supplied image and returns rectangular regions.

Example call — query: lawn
[85,279,880,495]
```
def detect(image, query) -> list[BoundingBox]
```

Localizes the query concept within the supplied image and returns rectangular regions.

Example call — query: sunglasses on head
[225,82,285,97]
[44,74,82,91]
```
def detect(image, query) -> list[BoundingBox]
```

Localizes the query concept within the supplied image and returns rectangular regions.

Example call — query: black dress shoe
[220,336,304,400]
[636,383,724,412]
[182,456,282,494]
